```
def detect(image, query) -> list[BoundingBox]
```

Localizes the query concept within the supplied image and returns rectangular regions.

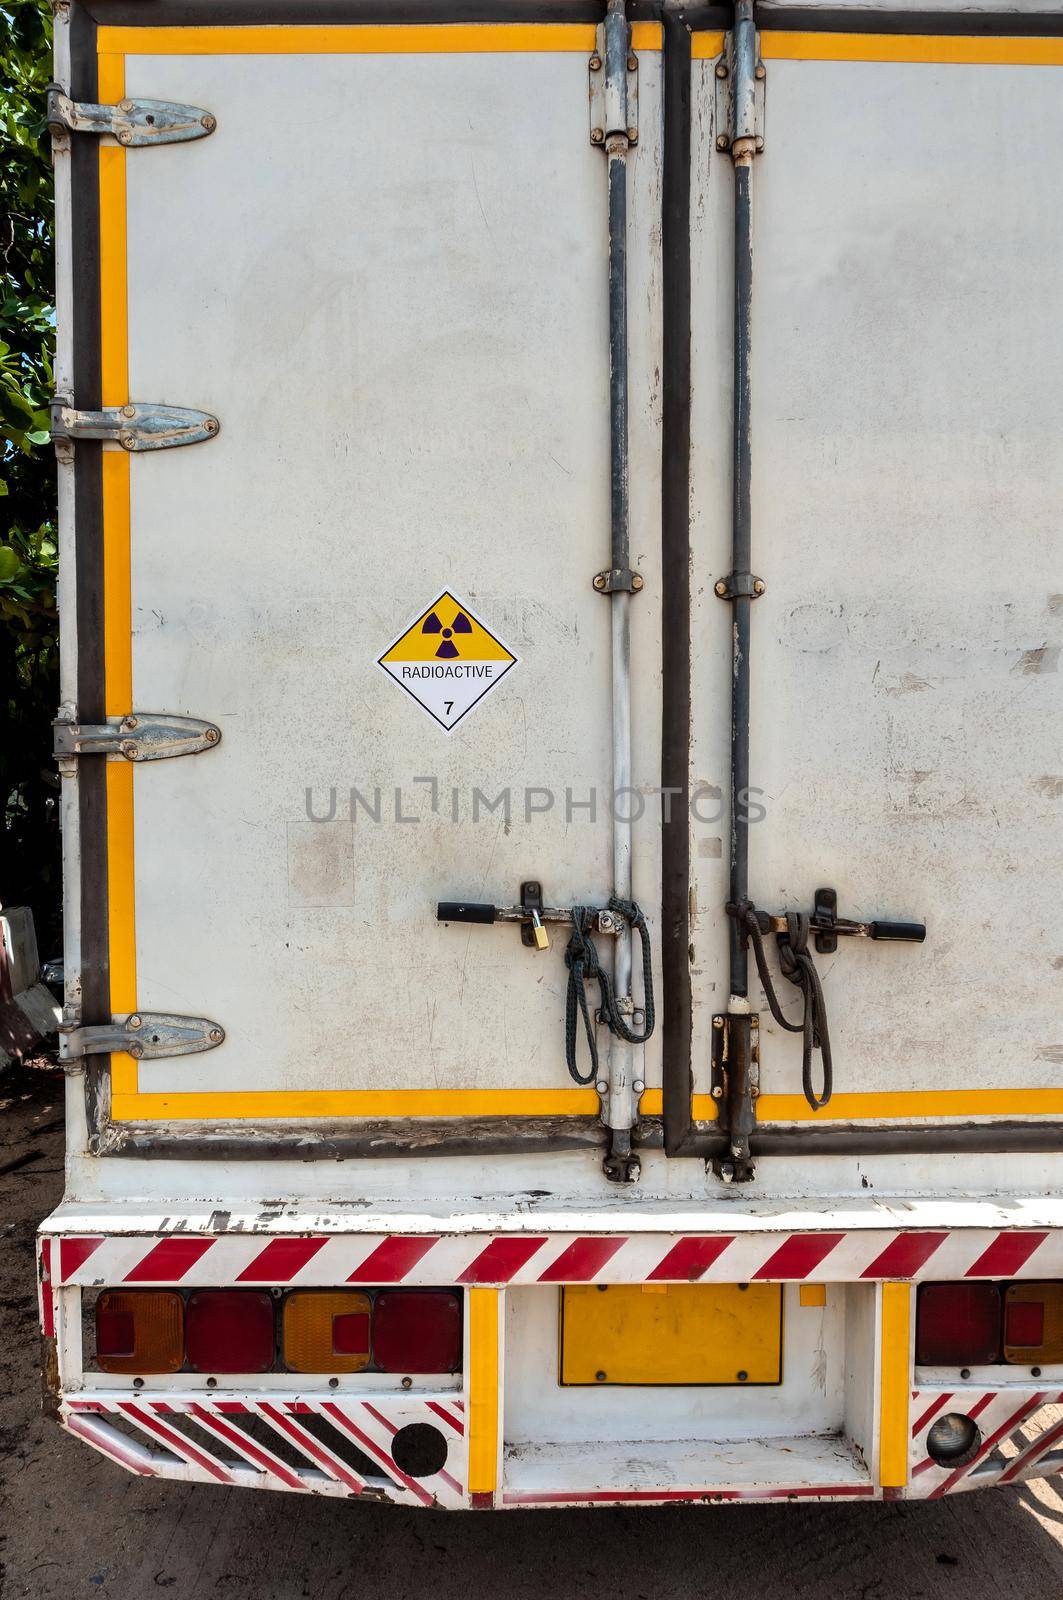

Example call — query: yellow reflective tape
[102,452,131,716]
[98,22,662,55]
[111,1088,601,1122]
[106,761,136,1015]
[97,56,127,407]
[467,1288,500,1497]
[879,1282,912,1488]
[799,1283,827,1308]
[762,32,1063,66]
[755,1089,1063,1122]
[690,31,726,59]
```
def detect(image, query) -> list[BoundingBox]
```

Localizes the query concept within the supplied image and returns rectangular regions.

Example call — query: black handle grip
[437,901,496,925]
[869,920,926,943]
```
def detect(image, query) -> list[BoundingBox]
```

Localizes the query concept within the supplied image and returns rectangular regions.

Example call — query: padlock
[531,909,550,951]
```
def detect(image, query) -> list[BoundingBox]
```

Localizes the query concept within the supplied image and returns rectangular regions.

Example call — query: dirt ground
[5,1063,1063,1600]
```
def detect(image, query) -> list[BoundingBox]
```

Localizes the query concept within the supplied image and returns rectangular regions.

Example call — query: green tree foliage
[1,0,59,950]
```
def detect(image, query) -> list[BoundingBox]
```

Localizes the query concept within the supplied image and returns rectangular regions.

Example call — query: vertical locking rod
[602,0,640,1182]
[721,0,760,1181]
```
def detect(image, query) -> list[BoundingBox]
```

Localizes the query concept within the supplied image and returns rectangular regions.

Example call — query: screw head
[737,1370,748,1382]
[206,1376,217,1388]
[589,54,602,70]
[205,418,219,434]
[595,1079,609,1095]
[593,573,606,589]
[118,99,133,113]
[753,578,765,595]
[119,740,140,759]
[121,715,138,731]
[201,113,216,131]
[117,129,132,145]
[129,1042,143,1059]
[401,1375,413,1390]
[755,62,766,80]
[755,135,764,151]
[716,134,730,151]
[960,1367,971,1380]
[711,1085,724,1099]
[715,62,728,78]
[208,1028,223,1044]
[627,127,638,142]
[128,1014,142,1030]
[120,404,136,418]
[632,1079,645,1094]
[133,1376,144,1388]
[714,579,728,597]
[595,1371,607,1383]
[205,726,220,743]
[591,128,604,144]
[632,574,644,591]
[713,1016,724,1029]
[627,55,638,71]
[119,432,135,451]
[329,1377,339,1389]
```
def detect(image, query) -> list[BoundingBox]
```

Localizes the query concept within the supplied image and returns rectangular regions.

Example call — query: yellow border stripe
[111,1085,1063,1124]
[879,1283,912,1488]
[764,31,1063,65]
[467,1288,501,1498]
[750,1089,1063,1123]
[102,453,131,715]
[690,31,726,59]
[98,22,662,55]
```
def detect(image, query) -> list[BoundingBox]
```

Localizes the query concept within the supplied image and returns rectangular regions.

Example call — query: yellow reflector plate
[1004,1282,1063,1364]
[283,1290,372,1373]
[560,1283,783,1386]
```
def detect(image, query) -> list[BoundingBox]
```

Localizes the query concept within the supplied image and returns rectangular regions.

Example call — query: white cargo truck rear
[40,0,1063,1509]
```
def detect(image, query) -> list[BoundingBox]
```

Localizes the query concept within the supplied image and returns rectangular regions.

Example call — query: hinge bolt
[591,128,605,144]
[589,54,602,70]
[120,404,136,418]
[755,135,764,151]
[128,1014,142,1030]
[204,726,220,743]
[715,62,728,79]
[632,574,644,591]
[201,113,216,132]
[595,1079,609,1095]
[755,62,766,80]
[627,54,638,71]
[627,127,638,142]
[714,579,727,597]
[593,573,606,590]
[716,134,730,151]
[208,1028,223,1043]
[633,1079,645,1094]
[118,99,133,112]
[753,578,765,595]
[118,130,133,145]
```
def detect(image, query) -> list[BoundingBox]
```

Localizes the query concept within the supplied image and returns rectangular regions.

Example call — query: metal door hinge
[54,713,221,767]
[51,399,219,455]
[589,20,638,146]
[59,1012,225,1062]
[713,31,766,155]
[46,84,216,147]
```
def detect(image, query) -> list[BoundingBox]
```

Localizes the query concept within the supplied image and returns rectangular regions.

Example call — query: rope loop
[729,901,833,1111]
[564,900,656,1087]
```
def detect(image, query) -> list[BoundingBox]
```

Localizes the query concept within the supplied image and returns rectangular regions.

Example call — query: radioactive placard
[377,591,518,732]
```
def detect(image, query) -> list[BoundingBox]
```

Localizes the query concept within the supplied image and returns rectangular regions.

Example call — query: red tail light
[916,1283,1001,1366]
[372,1290,462,1374]
[186,1290,275,1373]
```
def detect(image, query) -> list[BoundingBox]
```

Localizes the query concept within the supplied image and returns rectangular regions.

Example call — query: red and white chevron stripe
[908,1387,1063,1498]
[43,1226,1063,1289]
[62,1394,467,1508]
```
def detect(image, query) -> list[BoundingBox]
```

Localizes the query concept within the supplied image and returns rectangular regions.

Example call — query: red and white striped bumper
[38,1216,1063,1509]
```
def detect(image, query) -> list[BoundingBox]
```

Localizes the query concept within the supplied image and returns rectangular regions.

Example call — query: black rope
[564,898,655,1087]
[729,903,833,1110]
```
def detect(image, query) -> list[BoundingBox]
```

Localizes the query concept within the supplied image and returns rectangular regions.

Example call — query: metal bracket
[714,571,764,601]
[51,399,220,454]
[712,36,766,155]
[814,886,839,954]
[593,567,644,595]
[710,1011,759,1185]
[46,84,216,147]
[59,1012,225,1062]
[589,22,638,146]
[54,713,221,764]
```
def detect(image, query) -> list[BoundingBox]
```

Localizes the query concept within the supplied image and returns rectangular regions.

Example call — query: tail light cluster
[916,1281,1063,1368]
[94,1287,462,1377]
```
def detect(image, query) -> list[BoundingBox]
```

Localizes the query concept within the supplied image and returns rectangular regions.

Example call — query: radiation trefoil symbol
[377,591,518,732]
